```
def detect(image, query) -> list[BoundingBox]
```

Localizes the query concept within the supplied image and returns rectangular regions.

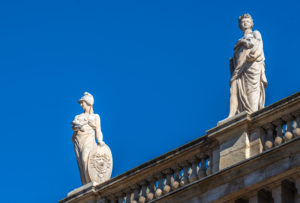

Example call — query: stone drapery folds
[71,92,113,185]
[228,14,267,117]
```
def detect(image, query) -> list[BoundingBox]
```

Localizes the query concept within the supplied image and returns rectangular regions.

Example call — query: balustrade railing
[251,110,300,151]
[62,134,216,203]
[61,92,300,203]
[249,92,300,152]
[103,149,213,203]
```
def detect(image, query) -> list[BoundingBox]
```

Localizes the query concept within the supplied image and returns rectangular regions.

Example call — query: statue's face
[240,18,252,31]
[80,101,90,112]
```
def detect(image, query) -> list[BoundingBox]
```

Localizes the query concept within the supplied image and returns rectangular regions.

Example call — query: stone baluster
[189,157,199,182]
[138,181,147,203]
[283,115,294,141]
[197,153,207,178]
[162,169,172,194]
[131,185,140,203]
[146,178,155,201]
[293,111,300,137]
[180,162,190,186]
[206,153,212,176]
[171,166,181,189]
[263,123,274,150]
[273,119,284,146]
[154,174,163,198]
[125,189,132,203]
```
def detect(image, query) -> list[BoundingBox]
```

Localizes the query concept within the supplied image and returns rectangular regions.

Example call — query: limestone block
[219,131,250,170]
[212,148,220,173]
[249,128,263,157]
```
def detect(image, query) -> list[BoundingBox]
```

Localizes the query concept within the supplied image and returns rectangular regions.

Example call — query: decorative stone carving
[71,92,113,185]
[228,14,267,118]
[88,144,113,184]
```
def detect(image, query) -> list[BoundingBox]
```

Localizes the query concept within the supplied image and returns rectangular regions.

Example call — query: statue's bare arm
[95,114,105,146]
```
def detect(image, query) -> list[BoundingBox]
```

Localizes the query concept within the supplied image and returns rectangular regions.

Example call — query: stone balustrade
[259,112,300,150]
[249,93,300,153]
[206,91,300,170]
[261,113,300,150]
[60,91,300,203]
[61,133,218,203]
[103,149,214,203]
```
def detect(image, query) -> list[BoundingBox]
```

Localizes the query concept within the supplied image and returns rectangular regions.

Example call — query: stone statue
[71,92,113,185]
[228,14,267,118]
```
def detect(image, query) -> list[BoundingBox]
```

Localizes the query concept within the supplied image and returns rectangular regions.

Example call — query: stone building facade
[60,91,300,203]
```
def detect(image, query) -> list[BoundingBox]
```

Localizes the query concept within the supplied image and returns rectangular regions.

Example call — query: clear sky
[0,0,299,202]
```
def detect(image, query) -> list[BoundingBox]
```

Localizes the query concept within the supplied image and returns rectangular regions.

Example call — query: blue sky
[0,0,299,202]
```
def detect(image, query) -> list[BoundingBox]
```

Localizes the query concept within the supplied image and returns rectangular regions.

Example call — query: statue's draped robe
[230,30,267,114]
[72,114,98,185]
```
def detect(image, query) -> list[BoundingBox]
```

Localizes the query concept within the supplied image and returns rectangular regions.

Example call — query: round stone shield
[88,144,113,184]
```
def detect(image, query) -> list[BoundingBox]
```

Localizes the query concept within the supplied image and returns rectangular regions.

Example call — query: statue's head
[238,13,253,31]
[78,92,94,113]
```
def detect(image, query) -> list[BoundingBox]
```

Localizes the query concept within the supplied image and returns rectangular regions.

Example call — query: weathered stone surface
[67,182,96,197]
[249,128,263,157]
[154,138,300,203]
[71,92,112,185]
[209,114,251,170]
[61,92,300,203]
[219,130,250,170]
[88,144,113,184]
[228,14,267,118]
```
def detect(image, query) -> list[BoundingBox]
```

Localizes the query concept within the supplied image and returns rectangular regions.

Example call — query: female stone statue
[228,14,267,117]
[72,92,112,185]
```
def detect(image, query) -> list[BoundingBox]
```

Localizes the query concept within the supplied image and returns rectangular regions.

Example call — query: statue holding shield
[71,92,112,185]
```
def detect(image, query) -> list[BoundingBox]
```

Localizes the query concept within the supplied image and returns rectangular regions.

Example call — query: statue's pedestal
[217,112,247,126]
[207,112,253,170]
[62,182,101,203]
[67,182,98,197]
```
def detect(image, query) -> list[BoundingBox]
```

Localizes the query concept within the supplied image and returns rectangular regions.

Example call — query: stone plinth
[207,112,251,170]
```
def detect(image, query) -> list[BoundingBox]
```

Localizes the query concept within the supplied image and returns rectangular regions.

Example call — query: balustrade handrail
[94,135,216,201]
[206,92,300,136]
[62,133,217,202]
[61,91,300,203]
[249,91,300,151]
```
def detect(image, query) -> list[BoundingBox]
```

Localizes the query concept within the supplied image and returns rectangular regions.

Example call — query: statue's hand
[238,38,254,49]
